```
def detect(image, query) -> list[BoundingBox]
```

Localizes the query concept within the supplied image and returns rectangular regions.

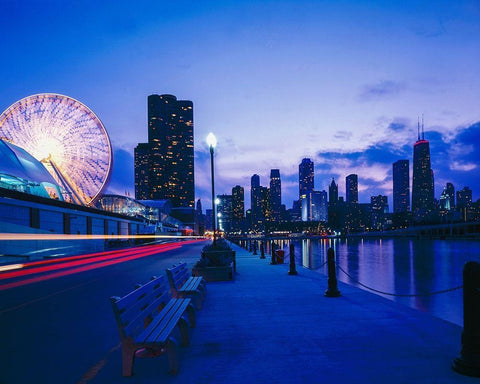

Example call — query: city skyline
[1,1,479,210]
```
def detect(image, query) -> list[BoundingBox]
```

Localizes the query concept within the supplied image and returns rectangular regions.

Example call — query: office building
[371,195,389,230]
[134,143,150,200]
[346,174,358,204]
[329,178,338,204]
[216,194,233,233]
[270,169,281,221]
[412,125,434,219]
[232,185,245,232]
[299,158,314,199]
[136,94,194,208]
[392,160,410,213]
[250,174,262,227]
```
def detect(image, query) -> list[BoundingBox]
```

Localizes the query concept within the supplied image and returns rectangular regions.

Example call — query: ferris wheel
[0,93,113,206]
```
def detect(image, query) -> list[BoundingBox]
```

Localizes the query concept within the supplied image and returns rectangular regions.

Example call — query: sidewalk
[92,242,474,384]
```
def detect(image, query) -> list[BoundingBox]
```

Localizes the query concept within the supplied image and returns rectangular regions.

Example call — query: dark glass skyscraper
[457,186,472,221]
[346,174,358,203]
[270,169,281,221]
[393,160,410,213]
[445,182,455,209]
[232,185,244,220]
[250,174,262,225]
[216,194,232,233]
[299,158,314,199]
[134,142,150,200]
[412,132,434,218]
[329,178,338,203]
[137,94,194,208]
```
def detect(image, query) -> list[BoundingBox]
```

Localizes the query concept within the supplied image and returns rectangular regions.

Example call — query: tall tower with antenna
[412,116,434,220]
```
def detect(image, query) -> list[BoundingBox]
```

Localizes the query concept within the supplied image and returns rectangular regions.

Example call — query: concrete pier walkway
[92,242,475,384]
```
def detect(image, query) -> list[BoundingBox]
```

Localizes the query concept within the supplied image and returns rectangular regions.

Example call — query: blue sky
[1,0,479,210]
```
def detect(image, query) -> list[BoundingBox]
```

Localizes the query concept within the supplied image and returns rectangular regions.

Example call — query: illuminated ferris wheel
[0,93,113,206]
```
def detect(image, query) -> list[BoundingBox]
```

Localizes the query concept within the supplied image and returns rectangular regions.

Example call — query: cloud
[387,121,408,132]
[334,130,353,140]
[452,122,480,163]
[358,80,406,102]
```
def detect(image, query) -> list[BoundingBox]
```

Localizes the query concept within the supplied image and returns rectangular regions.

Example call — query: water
[295,238,480,326]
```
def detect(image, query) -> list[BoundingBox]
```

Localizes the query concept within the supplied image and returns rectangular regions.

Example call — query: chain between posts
[335,264,463,297]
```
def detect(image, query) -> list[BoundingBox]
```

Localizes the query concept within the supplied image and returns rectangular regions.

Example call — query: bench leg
[166,338,179,375]
[122,345,136,377]
[195,291,203,310]
[178,319,190,347]
[199,283,207,299]
[186,303,196,328]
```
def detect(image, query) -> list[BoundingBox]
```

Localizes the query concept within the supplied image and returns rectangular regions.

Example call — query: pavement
[88,241,476,384]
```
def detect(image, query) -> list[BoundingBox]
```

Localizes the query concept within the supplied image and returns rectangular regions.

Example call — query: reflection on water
[297,238,480,326]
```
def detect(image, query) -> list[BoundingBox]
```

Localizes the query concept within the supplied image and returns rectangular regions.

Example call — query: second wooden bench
[166,262,207,310]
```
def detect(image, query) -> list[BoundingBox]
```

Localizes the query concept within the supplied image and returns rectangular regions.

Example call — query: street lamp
[207,133,217,245]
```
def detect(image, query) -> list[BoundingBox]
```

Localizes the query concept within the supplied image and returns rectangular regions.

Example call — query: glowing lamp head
[206,132,217,149]
[215,198,220,205]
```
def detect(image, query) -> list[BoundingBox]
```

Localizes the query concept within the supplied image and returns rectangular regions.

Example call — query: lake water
[292,238,480,326]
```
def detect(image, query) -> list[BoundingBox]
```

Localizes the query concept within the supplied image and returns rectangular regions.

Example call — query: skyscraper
[134,143,150,200]
[371,195,389,230]
[270,169,281,221]
[216,194,232,233]
[260,186,271,222]
[315,190,328,222]
[412,123,434,219]
[232,185,244,231]
[250,174,262,227]
[143,94,194,208]
[299,158,314,199]
[393,160,410,213]
[346,174,358,204]
[445,182,455,209]
[457,186,472,221]
[329,178,338,204]
[195,199,205,235]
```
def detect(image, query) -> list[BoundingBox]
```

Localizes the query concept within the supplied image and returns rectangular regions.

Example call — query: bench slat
[144,300,191,344]
[135,298,190,344]
[114,278,170,335]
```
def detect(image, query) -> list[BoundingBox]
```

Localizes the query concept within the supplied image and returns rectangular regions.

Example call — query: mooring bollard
[260,242,265,259]
[288,243,298,275]
[270,241,277,265]
[253,241,258,255]
[452,261,480,377]
[325,248,341,297]
[249,240,252,252]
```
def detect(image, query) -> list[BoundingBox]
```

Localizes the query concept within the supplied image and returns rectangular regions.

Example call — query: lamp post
[207,133,217,245]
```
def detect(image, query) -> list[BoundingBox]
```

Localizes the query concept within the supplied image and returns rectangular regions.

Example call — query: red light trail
[0,240,202,291]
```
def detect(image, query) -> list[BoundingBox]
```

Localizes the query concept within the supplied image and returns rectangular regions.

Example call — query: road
[0,240,207,384]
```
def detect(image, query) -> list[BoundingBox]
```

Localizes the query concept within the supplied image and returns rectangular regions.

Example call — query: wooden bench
[110,275,196,376]
[166,263,207,310]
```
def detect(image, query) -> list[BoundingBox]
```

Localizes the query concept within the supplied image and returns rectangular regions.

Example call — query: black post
[260,242,265,259]
[209,145,216,246]
[453,261,480,377]
[249,240,252,252]
[325,248,341,297]
[253,241,258,255]
[270,241,277,265]
[288,243,298,275]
